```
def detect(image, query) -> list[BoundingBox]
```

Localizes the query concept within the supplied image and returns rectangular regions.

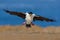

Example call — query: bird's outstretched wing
[33,15,55,22]
[3,9,26,19]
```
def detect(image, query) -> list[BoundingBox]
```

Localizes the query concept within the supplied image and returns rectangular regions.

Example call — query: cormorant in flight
[4,9,55,28]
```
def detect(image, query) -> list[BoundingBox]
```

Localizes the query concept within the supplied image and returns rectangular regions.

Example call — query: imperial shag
[4,9,55,28]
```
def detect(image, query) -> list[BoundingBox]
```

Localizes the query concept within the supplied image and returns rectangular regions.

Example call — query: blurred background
[0,0,60,27]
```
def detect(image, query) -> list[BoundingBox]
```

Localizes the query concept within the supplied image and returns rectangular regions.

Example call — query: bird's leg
[22,22,26,25]
[22,22,34,27]
[31,22,34,25]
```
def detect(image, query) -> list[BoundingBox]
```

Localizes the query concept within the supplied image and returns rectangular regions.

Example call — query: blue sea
[0,0,60,27]
[0,8,60,27]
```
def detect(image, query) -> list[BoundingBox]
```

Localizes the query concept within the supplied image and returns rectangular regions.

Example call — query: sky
[0,0,60,27]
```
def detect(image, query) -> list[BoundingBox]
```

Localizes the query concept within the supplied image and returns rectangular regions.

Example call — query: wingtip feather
[3,9,9,13]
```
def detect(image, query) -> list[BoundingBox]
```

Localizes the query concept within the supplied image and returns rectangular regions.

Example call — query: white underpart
[25,12,35,24]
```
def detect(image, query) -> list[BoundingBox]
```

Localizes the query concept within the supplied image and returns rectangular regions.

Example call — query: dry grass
[0,25,60,40]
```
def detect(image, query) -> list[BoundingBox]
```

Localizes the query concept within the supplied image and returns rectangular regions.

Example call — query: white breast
[25,13,32,21]
[25,12,35,24]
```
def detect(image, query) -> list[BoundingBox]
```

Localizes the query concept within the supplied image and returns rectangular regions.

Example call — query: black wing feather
[3,9,26,19]
[34,15,55,22]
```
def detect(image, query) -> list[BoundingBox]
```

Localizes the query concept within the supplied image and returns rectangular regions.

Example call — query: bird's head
[29,12,33,16]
